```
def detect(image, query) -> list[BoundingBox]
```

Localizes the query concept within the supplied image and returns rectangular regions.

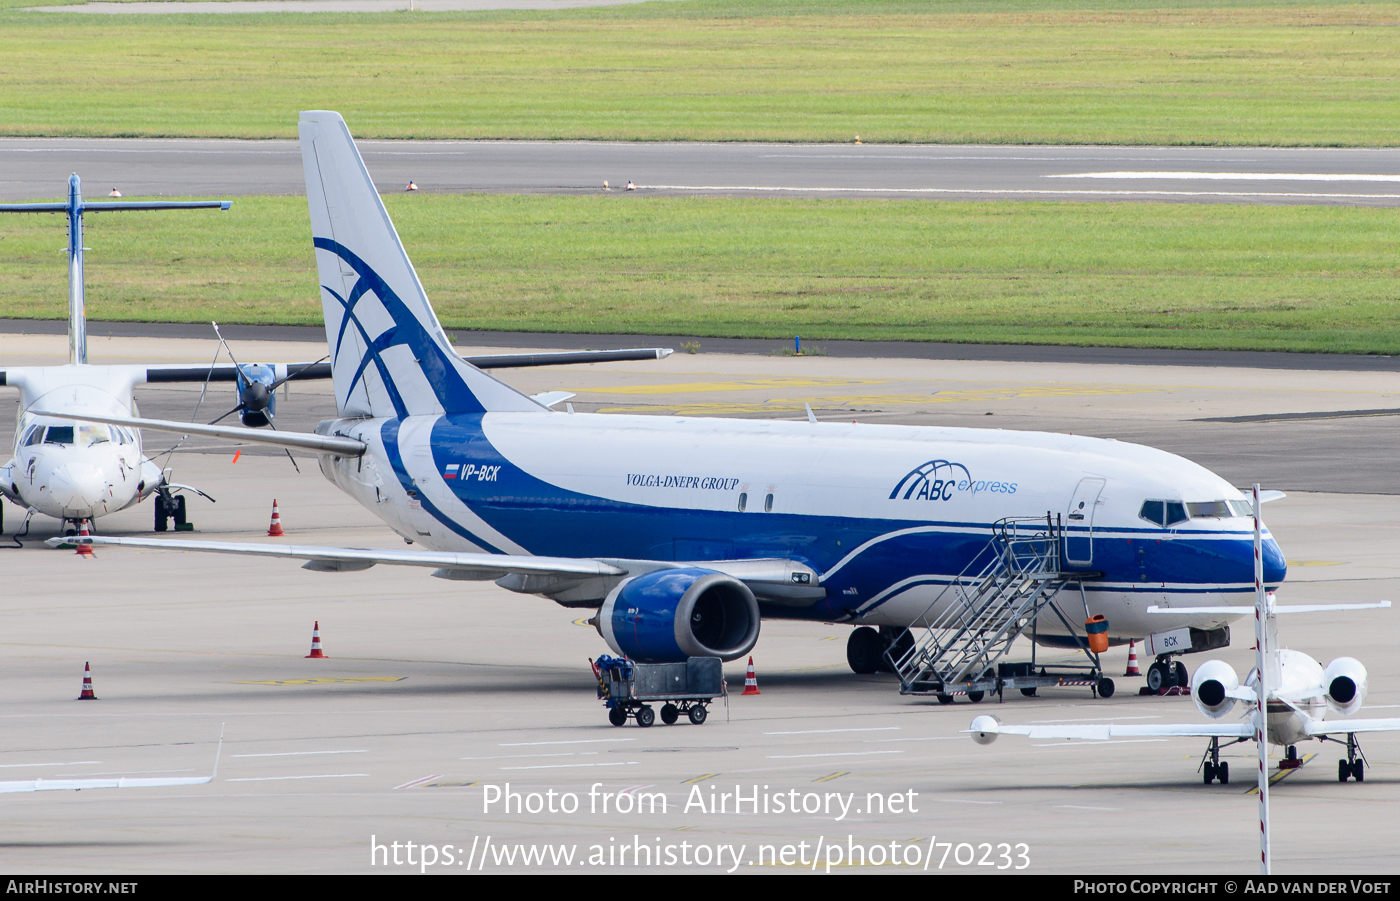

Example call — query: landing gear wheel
[154,494,169,532]
[1146,661,1169,692]
[635,706,655,728]
[688,704,708,725]
[1204,762,1216,785]
[1218,762,1228,784]
[660,704,679,725]
[1097,677,1115,698]
[1284,745,1298,762]
[1020,687,1037,697]
[1354,761,1365,782]
[966,691,985,703]
[1340,760,1351,782]
[878,629,914,674]
[1172,660,1189,688]
[937,694,955,705]
[846,627,883,675]
[608,707,627,727]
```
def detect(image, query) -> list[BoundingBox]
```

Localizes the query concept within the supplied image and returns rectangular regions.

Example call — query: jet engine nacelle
[1323,657,1368,716]
[969,715,1001,746]
[1190,659,1240,719]
[598,568,760,663]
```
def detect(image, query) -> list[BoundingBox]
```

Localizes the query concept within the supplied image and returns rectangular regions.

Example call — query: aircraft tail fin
[298,111,541,418]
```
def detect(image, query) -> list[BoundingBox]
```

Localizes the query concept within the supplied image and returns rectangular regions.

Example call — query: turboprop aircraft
[0,175,670,536]
[965,489,1400,784]
[51,111,1289,685]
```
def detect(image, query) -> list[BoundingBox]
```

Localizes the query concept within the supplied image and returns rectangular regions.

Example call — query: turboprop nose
[50,462,109,517]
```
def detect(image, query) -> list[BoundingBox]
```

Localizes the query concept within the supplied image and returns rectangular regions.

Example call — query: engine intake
[1190,659,1240,719]
[1323,657,1368,716]
[599,568,760,663]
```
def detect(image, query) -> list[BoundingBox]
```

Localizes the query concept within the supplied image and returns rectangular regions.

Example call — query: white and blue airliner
[59,111,1287,686]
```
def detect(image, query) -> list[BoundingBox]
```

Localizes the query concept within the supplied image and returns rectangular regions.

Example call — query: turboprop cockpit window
[77,424,111,446]
[42,426,74,445]
[1139,500,1189,527]
[21,426,41,447]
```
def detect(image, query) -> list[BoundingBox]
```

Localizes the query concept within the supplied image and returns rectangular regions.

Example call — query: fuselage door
[1064,477,1106,566]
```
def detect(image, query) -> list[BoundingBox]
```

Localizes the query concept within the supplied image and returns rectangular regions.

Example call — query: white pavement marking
[766,751,903,759]
[499,738,635,746]
[393,775,443,790]
[642,185,1400,200]
[1049,171,1400,182]
[227,773,370,782]
[32,0,679,12]
[1054,805,1123,811]
[461,752,597,761]
[499,761,639,770]
[0,761,99,768]
[764,727,900,735]
[232,750,368,758]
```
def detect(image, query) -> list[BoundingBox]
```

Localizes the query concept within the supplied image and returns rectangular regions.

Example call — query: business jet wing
[45,535,628,580]
[1306,718,1400,736]
[965,716,1253,742]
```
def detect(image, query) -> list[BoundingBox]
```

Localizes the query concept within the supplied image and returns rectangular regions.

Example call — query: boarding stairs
[891,515,1095,698]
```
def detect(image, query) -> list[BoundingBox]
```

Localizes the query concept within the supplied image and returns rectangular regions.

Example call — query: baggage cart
[593,656,724,727]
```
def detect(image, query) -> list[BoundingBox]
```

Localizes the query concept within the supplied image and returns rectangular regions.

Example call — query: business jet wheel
[846,627,883,675]
[1203,762,1215,785]
[688,704,708,725]
[1172,660,1189,687]
[660,704,679,725]
[966,691,985,703]
[1354,761,1365,782]
[1218,762,1228,784]
[1146,661,1169,692]
[1020,688,1037,697]
[1339,760,1350,782]
[636,706,655,728]
[608,707,627,727]
[937,694,955,705]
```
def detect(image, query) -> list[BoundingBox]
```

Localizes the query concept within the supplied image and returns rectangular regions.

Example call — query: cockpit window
[1139,500,1188,527]
[21,426,41,447]
[78,424,111,446]
[42,426,74,445]
[1187,500,1253,519]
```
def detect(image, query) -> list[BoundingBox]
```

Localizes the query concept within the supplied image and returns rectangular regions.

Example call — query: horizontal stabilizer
[0,775,211,794]
[965,721,1253,741]
[33,410,366,456]
[45,535,628,580]
[1147,601,1390,616]
[1306,717,1400,737]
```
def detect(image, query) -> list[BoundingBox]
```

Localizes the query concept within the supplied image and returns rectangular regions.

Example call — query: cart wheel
[608,707,627,727]
[688,704,708,725]
[660,704,679,725]
[966,691,985,703]
[937,694,955,705]
[636,706,655,728]
[1020,687,1037,697]
[1097,677,1115,698]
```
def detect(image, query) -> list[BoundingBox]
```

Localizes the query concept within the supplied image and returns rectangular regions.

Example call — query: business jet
[0,175,669,536]
[51,111,1288,686]
[966,492,1400,784]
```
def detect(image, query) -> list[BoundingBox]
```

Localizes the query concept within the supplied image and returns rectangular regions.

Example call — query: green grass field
[0,1,1396,144]
[2,194,1396,353]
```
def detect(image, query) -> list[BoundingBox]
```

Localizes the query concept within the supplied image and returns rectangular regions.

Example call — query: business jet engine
[597,568,761,663]
[1190,659,1241,719]
[1323,657,1368,716]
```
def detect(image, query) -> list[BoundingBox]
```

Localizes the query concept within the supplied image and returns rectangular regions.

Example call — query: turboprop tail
[297,110,542,419]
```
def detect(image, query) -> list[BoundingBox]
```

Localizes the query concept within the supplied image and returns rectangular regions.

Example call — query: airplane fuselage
[316,410,1288,640]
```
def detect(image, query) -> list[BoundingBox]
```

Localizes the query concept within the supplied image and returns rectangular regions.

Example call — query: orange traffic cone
[305,621,327,659]
[1124,640,1141,676]
[741,656,761,696]
[78,662,97,699]
[74,521,94,557]
[267,499,285,537]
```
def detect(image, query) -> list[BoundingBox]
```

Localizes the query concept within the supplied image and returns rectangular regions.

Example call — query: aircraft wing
[0,775,211,794]
[31,411,366,456]
[135,348,671,384]
[966,719,1253,741]
[45,535,629,580]
[1306,718,1400,737]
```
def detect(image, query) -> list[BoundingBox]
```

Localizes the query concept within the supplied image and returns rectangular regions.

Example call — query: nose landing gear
[154,490,190,532]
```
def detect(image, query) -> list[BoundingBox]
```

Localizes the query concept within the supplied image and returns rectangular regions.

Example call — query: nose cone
[50,462,109,517]
[1263,534,1287,586]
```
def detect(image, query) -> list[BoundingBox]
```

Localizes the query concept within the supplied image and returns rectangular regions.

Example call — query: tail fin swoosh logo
[316,237,484,418]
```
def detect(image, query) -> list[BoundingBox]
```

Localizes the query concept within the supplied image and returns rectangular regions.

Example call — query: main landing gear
[846,626,913,675]
[1200,735,1249,785]
[1145,655,1189,693]
[1327,732,1367,782]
